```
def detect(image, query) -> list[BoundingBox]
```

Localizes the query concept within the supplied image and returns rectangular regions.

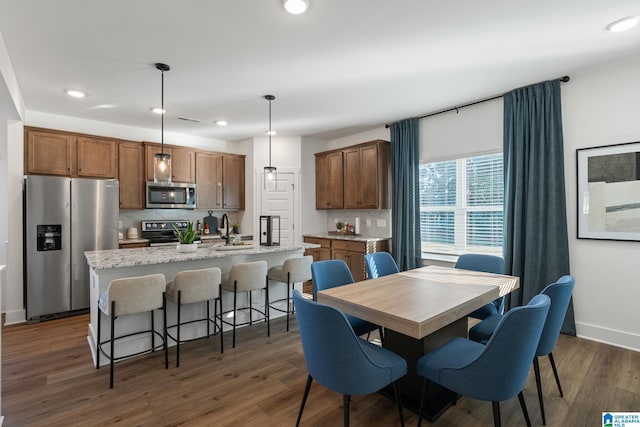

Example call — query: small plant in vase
[173,221,198,252]
[336,222,344,233]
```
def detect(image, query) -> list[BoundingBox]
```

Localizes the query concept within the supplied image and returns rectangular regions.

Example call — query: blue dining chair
[292,290,407,427]
[364,252,400,279]
[416,294,551,427]
[455,253,506,319]
[469,275,575,425]
[310,259,380,337]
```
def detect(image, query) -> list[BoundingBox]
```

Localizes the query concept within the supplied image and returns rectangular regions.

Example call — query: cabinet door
[332,249,365,282]
[316,152,344,209]
[222,155,245,210]
[195,152,222,209]
[171,147,196,183]
[315,154,329,208]
[359,144,380,209]
[118,142,145,209]
[25,130,74,176]
[343,148,361,209]
[77,136,117,178]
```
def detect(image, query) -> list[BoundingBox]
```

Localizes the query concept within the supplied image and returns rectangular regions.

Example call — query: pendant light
[263,94,277,189]
[153,62,172,183]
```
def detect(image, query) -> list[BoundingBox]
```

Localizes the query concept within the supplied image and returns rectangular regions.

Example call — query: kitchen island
[85,242,317,367]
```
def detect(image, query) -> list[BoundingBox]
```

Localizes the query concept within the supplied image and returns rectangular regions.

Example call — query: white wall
[328,127,389,151]
[562,53,640,351]
[300,137,329,234]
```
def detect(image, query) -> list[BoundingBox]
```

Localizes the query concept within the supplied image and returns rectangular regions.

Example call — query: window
[419,153,504,256]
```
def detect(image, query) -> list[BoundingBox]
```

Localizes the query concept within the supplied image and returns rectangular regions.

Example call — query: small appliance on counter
[203,211,218,235]
[259,215,280,246]
[141,220,201,246]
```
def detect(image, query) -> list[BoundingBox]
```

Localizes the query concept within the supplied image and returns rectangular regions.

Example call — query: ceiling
[1,1,639,143]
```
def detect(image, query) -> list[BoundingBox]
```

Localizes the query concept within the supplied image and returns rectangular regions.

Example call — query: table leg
[383,317,468,421]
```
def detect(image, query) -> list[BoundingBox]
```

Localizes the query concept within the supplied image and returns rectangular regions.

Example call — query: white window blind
[419,153,504,255]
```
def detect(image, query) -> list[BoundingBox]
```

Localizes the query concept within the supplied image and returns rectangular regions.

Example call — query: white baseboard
[4,309,26,326]
[576,321,640,352]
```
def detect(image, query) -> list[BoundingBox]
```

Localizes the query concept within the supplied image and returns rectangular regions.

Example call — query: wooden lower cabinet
[303,236,390,292]
[119,241,150,249]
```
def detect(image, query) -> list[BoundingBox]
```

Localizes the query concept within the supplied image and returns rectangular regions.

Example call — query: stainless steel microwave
[146,182,196,209]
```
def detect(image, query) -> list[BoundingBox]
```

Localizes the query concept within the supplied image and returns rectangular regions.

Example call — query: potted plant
[232,223,239,234]
[336,221,344,232]
[173,221,198,253]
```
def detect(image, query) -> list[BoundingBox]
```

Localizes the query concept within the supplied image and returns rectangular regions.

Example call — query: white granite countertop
[86,242,320,270]
[303,233,391,242]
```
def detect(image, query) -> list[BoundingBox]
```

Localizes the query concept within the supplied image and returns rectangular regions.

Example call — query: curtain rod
[385,75,570,128]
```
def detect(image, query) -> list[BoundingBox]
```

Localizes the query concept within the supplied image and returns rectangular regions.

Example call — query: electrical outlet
[118,220,123,229]
[377,219,386,227]
[366,219,371,227]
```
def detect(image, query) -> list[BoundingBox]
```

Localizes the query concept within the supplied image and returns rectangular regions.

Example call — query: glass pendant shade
[154,152,172,183]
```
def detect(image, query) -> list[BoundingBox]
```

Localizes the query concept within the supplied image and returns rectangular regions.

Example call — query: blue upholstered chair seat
[455,253,506,320]
[364,252,400,279]
[469,313,501,343]
[468,275,575,425]
[293,290,406,426]
[415,294,551,427]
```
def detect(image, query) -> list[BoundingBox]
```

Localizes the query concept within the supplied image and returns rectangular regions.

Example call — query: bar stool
[267,256,313,331]
[220,260,269,349]
[165,267,223,367]
[96,273,167,389]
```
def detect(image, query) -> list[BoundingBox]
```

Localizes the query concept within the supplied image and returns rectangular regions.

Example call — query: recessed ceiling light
[215,120,228,126]
[151,107,165,114]
[266,130,277,136]
[606,16,639,32]
[65,89,86,98]
[283,0,308,15]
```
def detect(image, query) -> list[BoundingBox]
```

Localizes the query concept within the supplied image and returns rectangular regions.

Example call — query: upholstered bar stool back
[220,261,269,348]
[268,255,313,331]
[96,273,167,388]
[166,267,222,366]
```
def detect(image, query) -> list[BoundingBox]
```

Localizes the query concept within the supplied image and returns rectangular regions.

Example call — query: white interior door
[260,172,295,246]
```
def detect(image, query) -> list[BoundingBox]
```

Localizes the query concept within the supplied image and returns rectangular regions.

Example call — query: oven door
[146,182,196,209]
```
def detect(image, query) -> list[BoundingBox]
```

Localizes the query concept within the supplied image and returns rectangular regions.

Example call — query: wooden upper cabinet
[316,139,389,210]
[77,136,117,178]
[25,129,75,176]
[343,140,390,209]
[315,151,344,209]
[117,142,145,209]
[171,147,195,183]
[222,155,245,210]
[195,152,223,209]
[145,143,195,183]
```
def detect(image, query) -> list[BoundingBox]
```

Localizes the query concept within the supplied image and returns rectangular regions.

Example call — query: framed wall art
[577,141,640,241]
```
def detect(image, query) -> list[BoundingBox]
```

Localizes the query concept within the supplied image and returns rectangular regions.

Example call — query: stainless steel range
[141,220,202,247]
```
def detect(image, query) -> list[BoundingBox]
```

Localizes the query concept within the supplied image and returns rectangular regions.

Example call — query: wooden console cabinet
[303,235,390,287]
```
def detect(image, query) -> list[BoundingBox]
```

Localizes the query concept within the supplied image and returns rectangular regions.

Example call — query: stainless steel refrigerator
[24,176,119,320]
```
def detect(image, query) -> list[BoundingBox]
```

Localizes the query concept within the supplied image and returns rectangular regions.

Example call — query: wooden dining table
[317,265,520,420]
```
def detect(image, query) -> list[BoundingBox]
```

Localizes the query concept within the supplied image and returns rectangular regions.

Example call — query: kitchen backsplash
[326,209,391,238]
[119,210,241,236]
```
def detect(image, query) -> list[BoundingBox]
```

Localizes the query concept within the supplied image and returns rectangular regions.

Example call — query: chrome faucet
[221,213,230,245]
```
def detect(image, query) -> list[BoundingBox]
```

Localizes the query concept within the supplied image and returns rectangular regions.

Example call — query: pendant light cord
[161,69,164,154]
[268,97,272,167]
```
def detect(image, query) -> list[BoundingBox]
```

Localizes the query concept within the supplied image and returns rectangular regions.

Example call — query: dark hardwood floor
[2,313,638,426]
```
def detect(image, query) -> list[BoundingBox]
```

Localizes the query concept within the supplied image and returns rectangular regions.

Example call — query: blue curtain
[503,79,576,335]
[390,118,421,271]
